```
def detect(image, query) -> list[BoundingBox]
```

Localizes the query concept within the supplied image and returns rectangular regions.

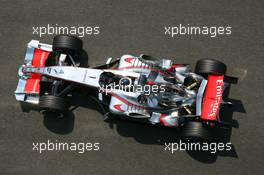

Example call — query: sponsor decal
[208,79,223,118]
[114,104,125,112]
[124,57,135,64]
[201,75,224,121]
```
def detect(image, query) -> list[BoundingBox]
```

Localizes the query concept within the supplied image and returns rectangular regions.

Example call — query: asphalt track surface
[0,1,263,174]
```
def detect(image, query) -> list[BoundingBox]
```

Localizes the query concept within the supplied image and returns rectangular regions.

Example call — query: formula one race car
[15,35,237,141]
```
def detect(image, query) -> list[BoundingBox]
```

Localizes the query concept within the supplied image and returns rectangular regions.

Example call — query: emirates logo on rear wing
[201,75,224,121]
[208,79,223,118]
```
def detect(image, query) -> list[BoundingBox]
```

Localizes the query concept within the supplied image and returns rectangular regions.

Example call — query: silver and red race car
[15,35,237,141]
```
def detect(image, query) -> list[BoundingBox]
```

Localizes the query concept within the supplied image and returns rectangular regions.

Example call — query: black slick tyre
[39,95,68,115]
[181,121,212,141]
[195,58,226,76]
[52,35,83,53]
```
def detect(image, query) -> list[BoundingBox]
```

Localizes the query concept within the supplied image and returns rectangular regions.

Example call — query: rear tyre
[195,59,226,76]
[39,95,68,115]
[53,35,83,53]
[181,121,212,141]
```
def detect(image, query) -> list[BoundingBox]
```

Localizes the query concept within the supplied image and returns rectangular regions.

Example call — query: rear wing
[201,75,224,121]
[196,74,225,121]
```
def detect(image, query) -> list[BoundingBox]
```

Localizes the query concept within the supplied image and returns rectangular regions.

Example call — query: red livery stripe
[201,75,224,121]
[114,104,125,112]
[124,57,135,64]
[32,48,50,67]
[25,49,50,93]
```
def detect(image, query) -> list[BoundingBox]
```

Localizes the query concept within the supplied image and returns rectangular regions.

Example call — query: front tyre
[39,95,69,115]
[52,35,83,54]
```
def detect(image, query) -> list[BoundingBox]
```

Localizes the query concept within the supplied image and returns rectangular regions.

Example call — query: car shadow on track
[19,60,246,163]
[19,50,89,135]
[19,102,75,135]
[42,49,89,134]
[62,84,246,163]
[105,84,245,163]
